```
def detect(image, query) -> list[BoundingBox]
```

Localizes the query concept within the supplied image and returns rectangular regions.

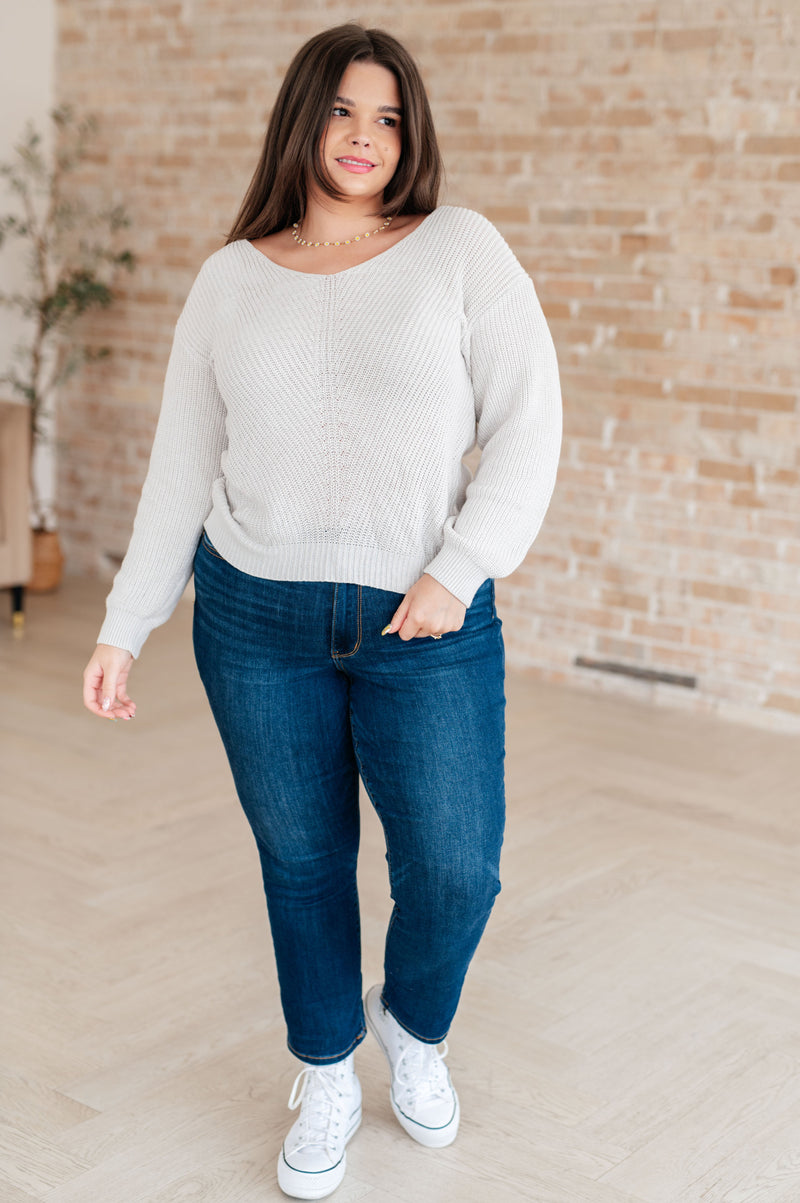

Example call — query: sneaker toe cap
[282,1144,343,1174]
[397,1094,457,1130]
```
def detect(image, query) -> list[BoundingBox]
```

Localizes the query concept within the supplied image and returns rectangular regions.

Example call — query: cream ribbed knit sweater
[98,205,562,658]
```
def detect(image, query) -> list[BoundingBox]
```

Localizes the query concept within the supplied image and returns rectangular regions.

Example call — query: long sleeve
[423,274,563,607]
[97,271,228,658]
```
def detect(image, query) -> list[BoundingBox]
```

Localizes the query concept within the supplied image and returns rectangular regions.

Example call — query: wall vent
[574,656,696,689]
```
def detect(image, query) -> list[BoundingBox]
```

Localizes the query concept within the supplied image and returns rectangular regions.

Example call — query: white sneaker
[364,984,460,1148]
[277,1054,362,1200]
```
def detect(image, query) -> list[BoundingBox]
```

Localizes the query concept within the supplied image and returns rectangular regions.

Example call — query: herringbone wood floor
[2,578,800,1203]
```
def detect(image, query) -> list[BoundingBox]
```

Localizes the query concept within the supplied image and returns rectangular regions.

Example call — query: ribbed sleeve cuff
[423,545,488,608]
[97,610,151,660]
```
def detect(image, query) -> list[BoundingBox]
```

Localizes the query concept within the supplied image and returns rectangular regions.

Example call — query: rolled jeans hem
[380,992,449,1045]
[288,1026,368,1066]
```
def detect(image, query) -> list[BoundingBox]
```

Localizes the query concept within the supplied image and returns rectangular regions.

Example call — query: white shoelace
[392,1038,452,1111]
[286,1064,352,1158]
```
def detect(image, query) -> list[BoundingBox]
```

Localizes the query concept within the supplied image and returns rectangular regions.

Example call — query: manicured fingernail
[381,623,393,636]
[101,697,112,711]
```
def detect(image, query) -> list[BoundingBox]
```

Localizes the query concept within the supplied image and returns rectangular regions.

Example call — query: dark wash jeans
[192,530,506,1065]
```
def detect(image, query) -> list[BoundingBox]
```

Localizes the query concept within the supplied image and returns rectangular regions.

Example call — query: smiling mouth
[336,157,376,167]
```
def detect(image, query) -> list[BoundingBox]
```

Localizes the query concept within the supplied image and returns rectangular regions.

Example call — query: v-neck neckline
[241,207,444,280]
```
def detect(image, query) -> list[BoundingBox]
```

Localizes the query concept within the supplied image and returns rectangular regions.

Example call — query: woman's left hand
[382,573,467,641]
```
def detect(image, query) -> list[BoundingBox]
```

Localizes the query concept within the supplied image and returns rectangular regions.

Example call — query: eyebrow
[335,94,403,117]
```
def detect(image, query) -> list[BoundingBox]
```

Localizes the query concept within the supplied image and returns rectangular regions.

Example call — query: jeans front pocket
[200,529,226,561]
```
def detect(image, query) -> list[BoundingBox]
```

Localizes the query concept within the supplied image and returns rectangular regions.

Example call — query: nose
[349,113,372,147]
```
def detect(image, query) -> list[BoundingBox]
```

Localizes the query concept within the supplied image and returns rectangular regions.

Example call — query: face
[320,60,403,203]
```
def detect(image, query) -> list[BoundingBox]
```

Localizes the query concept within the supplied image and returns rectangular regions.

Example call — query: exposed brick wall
[55,1,800,731]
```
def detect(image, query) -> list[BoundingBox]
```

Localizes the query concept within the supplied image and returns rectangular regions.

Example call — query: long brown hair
[224,24,442,243]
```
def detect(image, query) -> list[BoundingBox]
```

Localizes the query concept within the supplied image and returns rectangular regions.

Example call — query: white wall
[0,1,56,522]
[0,0,56,369]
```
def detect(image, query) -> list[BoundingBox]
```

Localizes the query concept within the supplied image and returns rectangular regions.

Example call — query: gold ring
[430,634,442,640]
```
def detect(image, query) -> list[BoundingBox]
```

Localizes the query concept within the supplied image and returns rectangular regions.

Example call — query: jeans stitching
[333,583,363,659]
[357,585,362,648]
[201,531,226,562]
[331,582,338,659]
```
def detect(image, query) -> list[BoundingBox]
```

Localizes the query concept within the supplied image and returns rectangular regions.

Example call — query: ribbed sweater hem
[204,510,486,603]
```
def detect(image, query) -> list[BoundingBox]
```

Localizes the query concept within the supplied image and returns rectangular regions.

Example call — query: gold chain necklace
[292,214,394,249]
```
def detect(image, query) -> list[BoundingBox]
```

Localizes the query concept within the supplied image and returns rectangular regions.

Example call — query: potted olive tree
[0,102,136,590]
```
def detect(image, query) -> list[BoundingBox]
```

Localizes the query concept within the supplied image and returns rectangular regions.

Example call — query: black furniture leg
[11,584,24,637]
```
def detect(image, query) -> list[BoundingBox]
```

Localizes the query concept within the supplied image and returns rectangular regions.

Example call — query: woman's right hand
[83,643,136,720]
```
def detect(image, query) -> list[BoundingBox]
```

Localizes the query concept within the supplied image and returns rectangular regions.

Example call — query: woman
[82,22,562,1201]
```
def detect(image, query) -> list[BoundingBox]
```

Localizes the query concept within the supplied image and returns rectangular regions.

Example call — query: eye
[378,116,398,128]
[331,106,349,118]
